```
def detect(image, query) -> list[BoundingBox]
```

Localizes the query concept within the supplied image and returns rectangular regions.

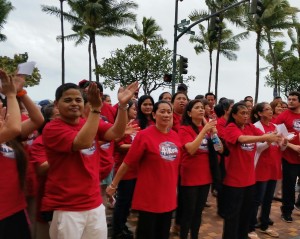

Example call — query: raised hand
[0,69,17,96]
[87,82,102,109]
[118,82,139,106]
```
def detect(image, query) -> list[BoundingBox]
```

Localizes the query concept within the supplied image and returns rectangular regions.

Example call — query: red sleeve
[30,136,47,166]
[178,126,196,146]
[97,120,113,140]
[124,131,145,168]
[224,123,242,144]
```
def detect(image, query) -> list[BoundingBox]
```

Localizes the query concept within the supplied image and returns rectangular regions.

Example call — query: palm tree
[42,0,137,82]
[190,0,246,99]
[127,16,163,49]
[288,15,300,59]
[190,23,244,93]
[0,0,14,42]
[244,0,298,101]
[261,0,298,97]
[60,0,66,84]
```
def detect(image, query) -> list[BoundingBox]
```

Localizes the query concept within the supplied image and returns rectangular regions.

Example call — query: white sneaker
[259,228,279,238]
[248,231,260,239]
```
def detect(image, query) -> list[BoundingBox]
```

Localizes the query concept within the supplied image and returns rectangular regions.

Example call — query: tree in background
[189,23,246,93]
[127,16,163,49]
[0,0,14,42]
[288,14,300,59]
[263,41,300,96]
[42,0,138,82]
[0,53,41,87]
[96,39,194,95]
[189,0,246,99]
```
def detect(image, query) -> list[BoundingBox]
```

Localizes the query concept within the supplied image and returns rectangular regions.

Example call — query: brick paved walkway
[108,193,300,239]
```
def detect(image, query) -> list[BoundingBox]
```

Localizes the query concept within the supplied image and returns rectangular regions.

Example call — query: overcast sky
[1,0,299,103]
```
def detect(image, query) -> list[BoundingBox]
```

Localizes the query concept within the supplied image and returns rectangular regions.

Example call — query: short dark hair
[171,92,188,103]
[289,91,300,102]
[205,92,215,99]
[55,83,80,101]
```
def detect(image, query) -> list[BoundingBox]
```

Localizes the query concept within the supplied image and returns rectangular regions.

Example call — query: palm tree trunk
[208,50,213,92]
[88,39,92,81]
[60,0,65,85]
[214,31,222,101]
[92,35,99,82]
[254,30,261,104]
[266,30,279,97]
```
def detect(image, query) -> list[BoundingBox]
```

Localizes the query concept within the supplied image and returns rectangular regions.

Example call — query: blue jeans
[249,180,276,231]
[112,178,136,234]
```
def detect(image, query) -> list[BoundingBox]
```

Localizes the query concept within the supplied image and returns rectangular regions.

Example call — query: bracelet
[109,183,118,190]
[17,89,27,97]
[118,102,129,111]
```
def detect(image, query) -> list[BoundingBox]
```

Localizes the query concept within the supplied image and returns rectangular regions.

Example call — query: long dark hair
[8,140,28,190]
[137,95,154,129]
[181,99,204,134]
[251,102,268,123]
[227,102,247,125]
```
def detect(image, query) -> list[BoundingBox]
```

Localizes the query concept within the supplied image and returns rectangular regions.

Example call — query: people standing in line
[273,91,300,223]
[248,102,287,239]
[0,69,44,239]
[135,95,155,130]
[107,101,181,239]
[178,100,222,239]
[222,102,282,239]
[112,100,138,239]
[41,81,138,239]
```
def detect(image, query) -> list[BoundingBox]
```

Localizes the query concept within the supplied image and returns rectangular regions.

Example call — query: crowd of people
[0,67,300,239]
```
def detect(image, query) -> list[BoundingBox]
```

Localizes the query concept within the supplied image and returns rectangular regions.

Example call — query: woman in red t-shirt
[107,101,181,239]
[248,102,286,238]
[222,102,282,239]
[112,100,138,239]
[0,70,44,239]
[178,99,222,239]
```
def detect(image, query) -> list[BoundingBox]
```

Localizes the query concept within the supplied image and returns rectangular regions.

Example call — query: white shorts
[49,204,107,239]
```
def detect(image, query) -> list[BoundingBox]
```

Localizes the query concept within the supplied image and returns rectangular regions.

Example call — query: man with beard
[274,91,300,223]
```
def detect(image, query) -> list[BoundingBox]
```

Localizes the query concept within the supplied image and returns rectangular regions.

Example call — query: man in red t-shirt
[42,81,138,239]
[274,91,300,223]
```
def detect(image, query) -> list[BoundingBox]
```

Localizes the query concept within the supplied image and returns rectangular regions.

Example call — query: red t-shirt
[41,118,110,211]
[216,117,227,139]
[0,144,27,219]
[254,123,282,181]
[223,123,263,187]
[178,125,212,186]
[114,134,138,180]
[101,102,117,124]
[172,112,182,132]
[274,110,300,164]
[98,120,114,181]
[124,125,181,213]
[29,135,48,222]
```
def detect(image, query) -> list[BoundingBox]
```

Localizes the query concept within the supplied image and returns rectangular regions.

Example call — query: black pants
[281,158,300,215]
[180,184,210,239]
[249,180,276,231]
[175,176,183,226]
[222,184,255,239]
[0,210,31,239]
[136,210,173,239]
[112,179,136,234]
